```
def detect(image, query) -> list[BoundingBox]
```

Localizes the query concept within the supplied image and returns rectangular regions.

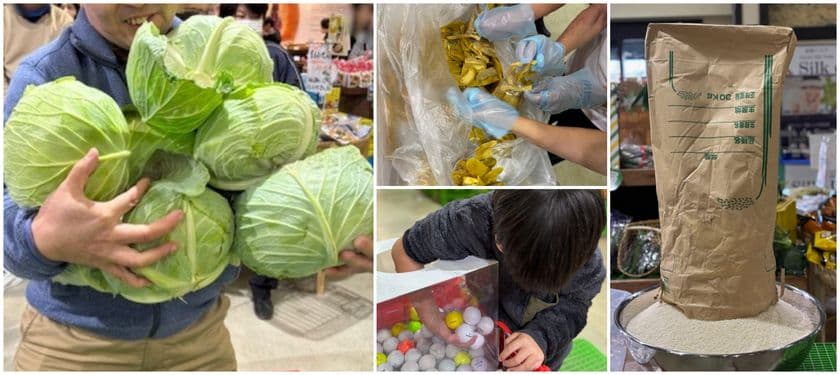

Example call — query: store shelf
[620,168,656,187]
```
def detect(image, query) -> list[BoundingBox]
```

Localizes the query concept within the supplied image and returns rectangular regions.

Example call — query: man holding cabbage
[4,4,370,371]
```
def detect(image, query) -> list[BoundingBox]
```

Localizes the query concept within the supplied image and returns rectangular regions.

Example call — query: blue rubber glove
[447,87,519,139]
[523,68,607,114]
[515,35,566,77]
[474,4,537,41]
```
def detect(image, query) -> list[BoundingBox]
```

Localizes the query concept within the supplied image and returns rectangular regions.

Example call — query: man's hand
[31,148,182,288]
[500,332,545,371]
[447,87,520,139]
[325,235,373,279]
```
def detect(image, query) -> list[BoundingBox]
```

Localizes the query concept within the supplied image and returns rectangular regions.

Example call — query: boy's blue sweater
[2,9,250,340]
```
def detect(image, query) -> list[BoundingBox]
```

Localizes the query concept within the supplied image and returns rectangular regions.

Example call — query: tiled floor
[375,190,608,355]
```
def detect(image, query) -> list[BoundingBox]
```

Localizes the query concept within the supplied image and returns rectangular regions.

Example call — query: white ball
[405,348,422,363]
[438,358,456,372]
[419,326,434,339]
[398,330,414,341]
[455,324,476,344]
[445,343,460,359]
[431,336,445,345]
[401,361,420,372]
[382,337,399,354]
[418,354,437,370]
[416,338,432,354]
[471,356,490,371]
[463,306,481,326]
[468,348,485,358]
[378,329,393,343]
[457,364,473,371]
[469,334,485,350]
[429,343,446,360]
[476,317,494,335]
[377,363,394,371]
[387,350,405,367]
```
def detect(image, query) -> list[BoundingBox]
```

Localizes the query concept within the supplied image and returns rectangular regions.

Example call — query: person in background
[59,4,79,19]
[321,17,330,41]
[4,4,73,92]
[348,3,372,58]
[262,18,281,44]
[219,3,300,88]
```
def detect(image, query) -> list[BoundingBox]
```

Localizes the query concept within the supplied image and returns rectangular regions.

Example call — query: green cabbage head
[235,146,373,278]
[125,107,195,183]
[4,77,132,207]
[53,152,236,303]
[194,83,321,191]
[127,16,273,134]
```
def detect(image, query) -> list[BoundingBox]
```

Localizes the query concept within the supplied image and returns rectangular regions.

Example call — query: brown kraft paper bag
[645,23,797,320]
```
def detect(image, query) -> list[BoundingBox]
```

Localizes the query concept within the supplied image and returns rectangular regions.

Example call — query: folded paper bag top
[645,23,797,320]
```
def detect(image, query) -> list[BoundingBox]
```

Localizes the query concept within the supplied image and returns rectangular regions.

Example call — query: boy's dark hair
[492,190,605,293]
[263,18,275,27]
[321,17,330,29]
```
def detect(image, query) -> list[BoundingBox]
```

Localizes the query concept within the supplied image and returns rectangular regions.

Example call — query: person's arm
[556,4,607,53]
[512,116,607,175]
[514,250,606,370]
[530,4,564,19]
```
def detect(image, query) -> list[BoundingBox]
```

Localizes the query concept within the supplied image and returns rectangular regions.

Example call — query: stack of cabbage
[3,16,373,304]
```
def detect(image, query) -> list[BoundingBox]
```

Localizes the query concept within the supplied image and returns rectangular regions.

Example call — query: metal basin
[614,284,826,371]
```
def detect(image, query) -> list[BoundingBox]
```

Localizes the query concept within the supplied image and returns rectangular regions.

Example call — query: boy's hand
[31,148,182,288]
[412,296,469,347]
[501,332,545,371]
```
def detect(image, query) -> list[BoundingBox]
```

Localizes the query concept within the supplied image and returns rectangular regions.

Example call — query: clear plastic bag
[377,4,555,186]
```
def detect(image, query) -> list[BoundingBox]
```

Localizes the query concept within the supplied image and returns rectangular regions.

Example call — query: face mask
[237,19,262,33]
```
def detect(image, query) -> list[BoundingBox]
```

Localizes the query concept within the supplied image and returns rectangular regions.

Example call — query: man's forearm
[556,4,607,53]
[512,117,607,175]
[530,4,564,19]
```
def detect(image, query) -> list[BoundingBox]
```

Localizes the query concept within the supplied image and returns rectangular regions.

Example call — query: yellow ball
[391,322,406,336]
[445,311,463,330]
[376,352,387,366]
[454,351,471,366]
[409,307,420,322]
[408,320,422,333]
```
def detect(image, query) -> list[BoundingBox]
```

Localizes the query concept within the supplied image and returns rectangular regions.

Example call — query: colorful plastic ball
[387,350,405,367]
[401,361,420,371]
[453,351,471,366]
[469,334,485,350]
[445,343,460,359]
[377,329,393,343]
[418,354,437,370]
[382,337,399,354]
[405,348,422,363]
[407,320,423,333]
[377,363,393,371]
[455,324,476,343]
[391,322,406,336]
[438,358,456,371]
[471,356,490,371]
[463,306,481,326]
[397,330,414,342]
[444,311,463,330]
[409,306,420,321]
[457,364,473,371]
[377,352,387,366]
[397,339,415,354]
[476,316,494,335]
[429,343,446,360]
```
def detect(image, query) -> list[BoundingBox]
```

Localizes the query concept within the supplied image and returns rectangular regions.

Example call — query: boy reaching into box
[391,190,606,371]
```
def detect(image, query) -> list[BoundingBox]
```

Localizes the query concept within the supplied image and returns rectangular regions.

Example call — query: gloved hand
[515,35,566,77]
[447,87,519,139]
[474,4,537,41]
[524,68,607,114]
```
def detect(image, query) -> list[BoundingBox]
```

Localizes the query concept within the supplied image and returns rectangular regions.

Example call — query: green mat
[794,343,836,371]
[559,338,607,371]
